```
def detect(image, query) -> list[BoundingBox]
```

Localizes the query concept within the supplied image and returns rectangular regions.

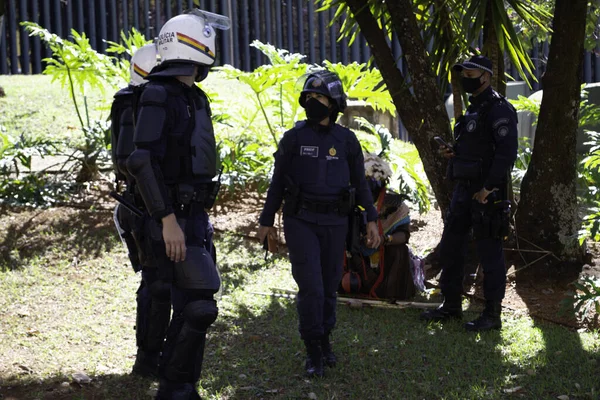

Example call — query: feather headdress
[364,152,393,184]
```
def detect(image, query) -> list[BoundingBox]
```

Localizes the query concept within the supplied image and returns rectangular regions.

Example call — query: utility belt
[286,187,355,217]
[167,183,214,216]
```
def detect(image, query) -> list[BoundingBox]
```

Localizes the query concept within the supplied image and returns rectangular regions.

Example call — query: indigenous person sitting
[341,154,425,300]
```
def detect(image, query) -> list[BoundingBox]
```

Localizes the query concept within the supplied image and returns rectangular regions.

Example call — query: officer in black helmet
[126,9,229,399]
[110,43,171,378]
[420,55,518,332]
[258,70,381,378]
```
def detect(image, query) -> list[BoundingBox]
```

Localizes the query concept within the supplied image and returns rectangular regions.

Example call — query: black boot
[304,339,324,378]
[420,297,463,323]
[132,349,160,378]
[464,301,502,332]
[155,380,201,400]
[321,332,336,368]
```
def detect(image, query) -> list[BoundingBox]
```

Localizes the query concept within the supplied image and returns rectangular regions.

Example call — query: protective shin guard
[162,325,208,383]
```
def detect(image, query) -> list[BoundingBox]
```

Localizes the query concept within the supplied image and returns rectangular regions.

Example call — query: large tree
[515,0,589,261]
[322,0,548,213]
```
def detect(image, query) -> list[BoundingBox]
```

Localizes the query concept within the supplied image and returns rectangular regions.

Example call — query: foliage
[0,131,73,206]
[354,117,430,213]
[561,275,600,326]
[512,137,533,197]
[321,0,551,91]
[22,22,128,183]
[323,61,395,114]
[216,40,412,195]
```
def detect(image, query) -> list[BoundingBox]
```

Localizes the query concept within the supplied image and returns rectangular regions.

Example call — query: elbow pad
[126,149,169,218]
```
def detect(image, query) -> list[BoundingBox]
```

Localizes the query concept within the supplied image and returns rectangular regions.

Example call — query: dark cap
[453,55,493,76]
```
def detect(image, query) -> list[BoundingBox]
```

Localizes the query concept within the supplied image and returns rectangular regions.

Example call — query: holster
[283,174,301,216]
[471,199,511,240]
[338,187,356,216]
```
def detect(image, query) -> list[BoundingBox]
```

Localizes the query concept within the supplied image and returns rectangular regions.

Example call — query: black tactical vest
[161,86,217,184]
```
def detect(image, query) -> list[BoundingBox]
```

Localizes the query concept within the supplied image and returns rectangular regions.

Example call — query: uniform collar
[468,86,494,106]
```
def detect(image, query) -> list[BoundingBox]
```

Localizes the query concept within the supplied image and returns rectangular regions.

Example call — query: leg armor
[160,294,218,383]
[135,270,172,353]
[173,245,221,291]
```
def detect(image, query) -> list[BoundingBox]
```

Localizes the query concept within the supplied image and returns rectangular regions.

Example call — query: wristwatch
[385,234,392,244]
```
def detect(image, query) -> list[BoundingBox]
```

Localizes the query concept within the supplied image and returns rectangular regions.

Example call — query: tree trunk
[515,0,587,262]
[344,0,453,213]
[482,4,506,96]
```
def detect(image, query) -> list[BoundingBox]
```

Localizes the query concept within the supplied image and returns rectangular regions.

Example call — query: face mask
[461,74,484,93]
[305,97,330,122]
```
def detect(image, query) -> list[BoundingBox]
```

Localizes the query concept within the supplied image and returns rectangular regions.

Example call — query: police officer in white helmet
[125,10,229,399]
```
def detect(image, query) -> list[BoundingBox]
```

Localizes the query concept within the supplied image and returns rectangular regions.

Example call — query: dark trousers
[439,184,506,302]
[284,216,348,340]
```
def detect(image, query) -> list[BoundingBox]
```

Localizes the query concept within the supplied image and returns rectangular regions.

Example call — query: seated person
[341,153,425,300]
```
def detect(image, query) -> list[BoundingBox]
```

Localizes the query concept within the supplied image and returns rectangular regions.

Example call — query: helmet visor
[186,9,231,30]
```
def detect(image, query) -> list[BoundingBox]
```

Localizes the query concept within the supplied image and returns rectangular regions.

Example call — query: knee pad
[183,299,218,330]
[173,246,221,291]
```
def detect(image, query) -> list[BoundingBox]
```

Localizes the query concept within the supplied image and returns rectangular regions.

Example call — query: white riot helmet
[129,43,158,86]
[156,9,230,67]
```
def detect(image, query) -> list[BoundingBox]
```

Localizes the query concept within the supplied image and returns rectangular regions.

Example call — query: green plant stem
[255,92,278,147]
[66,64,86,132]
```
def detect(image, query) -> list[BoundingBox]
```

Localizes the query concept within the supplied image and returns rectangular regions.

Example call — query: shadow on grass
[0,373,155,400]
[0,206,119,272]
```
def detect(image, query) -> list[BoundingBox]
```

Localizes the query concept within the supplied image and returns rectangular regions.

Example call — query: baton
[109,191,144,218]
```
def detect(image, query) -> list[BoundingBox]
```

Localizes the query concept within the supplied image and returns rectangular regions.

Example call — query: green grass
[1,208,599,400]
[0,75,109,142]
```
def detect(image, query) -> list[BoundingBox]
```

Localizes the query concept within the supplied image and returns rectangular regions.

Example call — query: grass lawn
[0,207,599,400]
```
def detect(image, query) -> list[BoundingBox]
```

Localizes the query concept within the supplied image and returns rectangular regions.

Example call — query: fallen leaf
[575,383,581,390]
[542,288,554,295]
[308,393,318,400]
[526,369,535,376]
[238,373,247,379]
[265,389,279,393]
[557,395,569,400]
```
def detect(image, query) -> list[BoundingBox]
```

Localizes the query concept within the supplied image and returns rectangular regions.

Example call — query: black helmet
[299,70,347,113]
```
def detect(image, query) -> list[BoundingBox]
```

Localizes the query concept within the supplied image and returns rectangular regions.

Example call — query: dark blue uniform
[126,67,220,397]
[440,86,518,303]
[110,85,172,377]
[260,121,377,340]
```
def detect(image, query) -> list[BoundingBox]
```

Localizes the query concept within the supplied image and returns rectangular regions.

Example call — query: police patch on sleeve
[466,119,477,132]
[492,118,509,129]
[497,126,509,137]
[300,146,319,157]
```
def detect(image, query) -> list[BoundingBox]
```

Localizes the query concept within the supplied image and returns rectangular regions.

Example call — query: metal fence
[0,0,377,75]
[2,1,600,86]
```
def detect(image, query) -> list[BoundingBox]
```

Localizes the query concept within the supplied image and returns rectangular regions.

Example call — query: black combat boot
[321,332,336,368]
[420,297,463,323]
[304,339,324,378]
[464,301,502,332]
[155,381,201,400]
[132,349,160,378]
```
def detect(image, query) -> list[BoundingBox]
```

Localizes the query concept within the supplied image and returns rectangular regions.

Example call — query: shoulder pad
[294,121,307,130]
[114,86,134,98]
[139,83,169,105]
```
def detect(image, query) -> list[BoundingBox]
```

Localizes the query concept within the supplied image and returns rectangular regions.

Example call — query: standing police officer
[110,44,170,378]
[126,10,229,399]
[420,55,518,332]
[257,71,381,378]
